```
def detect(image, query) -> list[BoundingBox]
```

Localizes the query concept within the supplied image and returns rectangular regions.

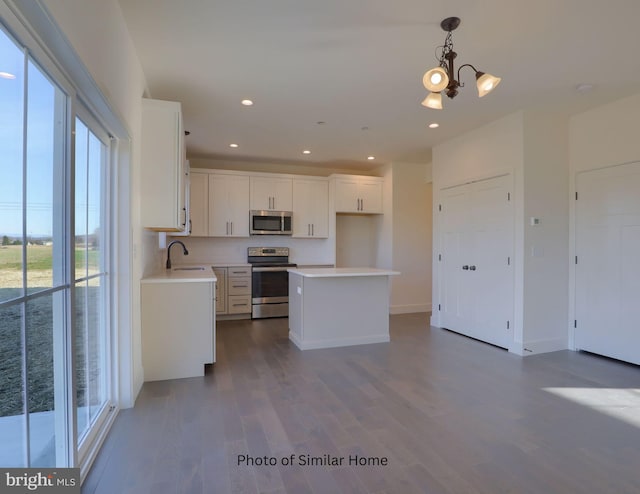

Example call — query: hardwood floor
[82,314,640,494]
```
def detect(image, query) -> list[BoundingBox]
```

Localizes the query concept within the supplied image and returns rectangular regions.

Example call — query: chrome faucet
[166,240,189,269]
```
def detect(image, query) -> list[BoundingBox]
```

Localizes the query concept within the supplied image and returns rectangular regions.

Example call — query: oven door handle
[252,266,290,272]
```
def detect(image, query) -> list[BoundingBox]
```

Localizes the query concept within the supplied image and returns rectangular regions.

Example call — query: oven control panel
[248,247,289,257]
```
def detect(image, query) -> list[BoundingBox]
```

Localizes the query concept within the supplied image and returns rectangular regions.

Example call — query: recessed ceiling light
[241,99,253,106]
[367,156,375,160]
[0,71,16,79]
[429,122,439,129]
[229,143,239,148]
[575,83,594,93]
[302,150,311,155]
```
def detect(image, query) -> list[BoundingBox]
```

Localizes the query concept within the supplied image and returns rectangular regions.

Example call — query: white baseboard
[390,303,432,314]
[289,331,390,350]
[510,337,568,356]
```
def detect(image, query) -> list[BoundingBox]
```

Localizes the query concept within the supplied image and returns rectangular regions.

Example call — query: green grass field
[0,245,99,276]
[0,244,103,417]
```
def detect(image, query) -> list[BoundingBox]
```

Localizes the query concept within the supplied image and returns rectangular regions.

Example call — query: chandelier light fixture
[422,17,501,110]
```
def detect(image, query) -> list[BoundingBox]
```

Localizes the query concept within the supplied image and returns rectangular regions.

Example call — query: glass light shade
[476,72,501,97]
[421,92,443,110]
[422,67,449,92]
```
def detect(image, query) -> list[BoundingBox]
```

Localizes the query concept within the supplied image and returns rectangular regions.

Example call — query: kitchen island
[287,267,399,350]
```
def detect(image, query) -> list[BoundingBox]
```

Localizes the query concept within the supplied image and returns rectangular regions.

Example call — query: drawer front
[228,276,251,295]
[227,295,251,314]
[228,266,251,277]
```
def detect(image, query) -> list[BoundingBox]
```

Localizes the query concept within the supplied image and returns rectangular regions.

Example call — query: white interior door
[470,176,513,349]
[440,184,473,333]
[575,162,640,365]
[439,175,513,349]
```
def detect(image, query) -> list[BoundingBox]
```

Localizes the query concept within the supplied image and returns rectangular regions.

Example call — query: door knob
[469,265,476,271]
[462,265,469,270]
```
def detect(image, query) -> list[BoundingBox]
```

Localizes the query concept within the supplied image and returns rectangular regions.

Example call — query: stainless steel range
[248,247,297,319]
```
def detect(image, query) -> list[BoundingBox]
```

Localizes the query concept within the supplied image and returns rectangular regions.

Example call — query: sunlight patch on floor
[543,387,640,428]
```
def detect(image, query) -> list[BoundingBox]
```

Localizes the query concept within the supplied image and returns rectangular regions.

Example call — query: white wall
[175,235,335,267]
[42,0,149,406]
[570,92,640,172]
[522,111,569,353]
[432,110,571,355]
[432,112,524,351]
[390,163,432,314]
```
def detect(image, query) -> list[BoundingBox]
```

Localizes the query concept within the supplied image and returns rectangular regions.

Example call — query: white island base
[288,268,399,350]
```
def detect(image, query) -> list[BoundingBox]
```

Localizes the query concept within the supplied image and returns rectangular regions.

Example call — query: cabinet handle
[230,222,233,235]
[311,224,314,236]
[462,265,469,270]
[188,219,192,235]
[233,303,247,307]
[469,265,476,271]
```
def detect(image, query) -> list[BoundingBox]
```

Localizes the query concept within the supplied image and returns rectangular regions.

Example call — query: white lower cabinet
[213,265,251,317]
[141,280,215,381]
[212,267,227,313]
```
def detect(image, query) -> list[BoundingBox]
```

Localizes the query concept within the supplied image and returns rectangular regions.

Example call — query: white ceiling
[118,0,640,170]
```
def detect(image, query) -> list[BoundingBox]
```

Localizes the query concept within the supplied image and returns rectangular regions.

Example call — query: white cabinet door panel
[189,172,208,236]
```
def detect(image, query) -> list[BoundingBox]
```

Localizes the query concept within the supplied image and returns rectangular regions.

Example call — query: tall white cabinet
[439,175,514,349]
[140,98,187,231]
[292,177,329,238]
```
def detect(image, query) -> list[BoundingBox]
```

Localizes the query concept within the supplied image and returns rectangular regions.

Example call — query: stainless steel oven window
[251,268,289,301]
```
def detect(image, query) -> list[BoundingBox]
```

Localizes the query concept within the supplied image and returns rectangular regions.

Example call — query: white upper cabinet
[171,160,191,237]
[208,173,250,237]
[250,176,293,211]
[292,178,329,238]
[140,98,186,231]
[333,175,383,214]
[189,171,209,236]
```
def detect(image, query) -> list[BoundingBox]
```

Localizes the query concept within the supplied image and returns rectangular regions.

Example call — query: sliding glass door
[74,115,110,453]
[0,22,113,468]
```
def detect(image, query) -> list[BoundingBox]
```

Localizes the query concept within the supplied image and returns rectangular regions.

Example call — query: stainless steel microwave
[250,210,293,235]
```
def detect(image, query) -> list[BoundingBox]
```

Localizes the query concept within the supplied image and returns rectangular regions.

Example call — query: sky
[0,26,102,239]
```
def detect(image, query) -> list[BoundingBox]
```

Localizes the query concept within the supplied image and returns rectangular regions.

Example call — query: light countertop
[287,267,400,278]
[142,265,217,284]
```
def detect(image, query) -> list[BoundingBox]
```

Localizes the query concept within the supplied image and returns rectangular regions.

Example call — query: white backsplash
[167,235,335,266]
